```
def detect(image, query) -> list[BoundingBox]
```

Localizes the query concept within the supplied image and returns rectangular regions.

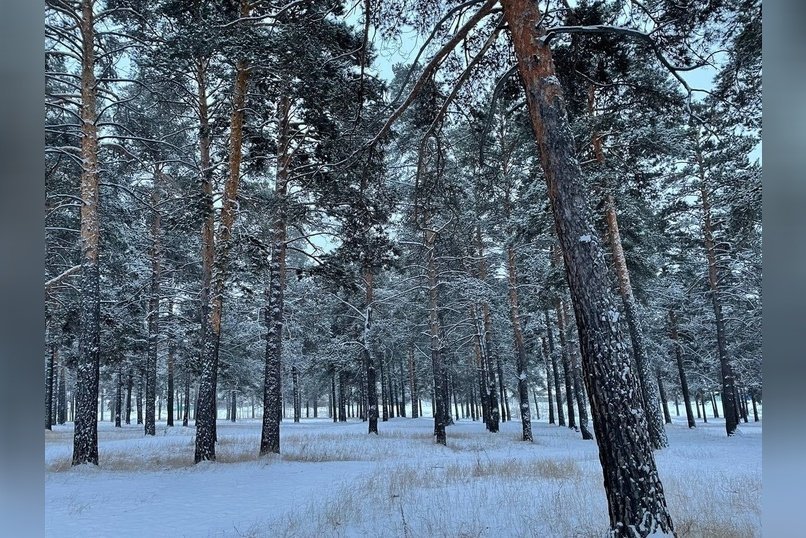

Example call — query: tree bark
[556,299,576,430]
[57,362,67,424]
[259,92,290,456]
[145,169,162,437]
[125,371,132,425]
[657,369,672,424]
[114,372,122,427]
[696,136,738,436]
[545,310,565,427]
[506,246,532,441]
[292,366,301,423]
[408,349,419,419]
[669,310,695,428]
[475,226,500,432]
[604,194,667,449]
[46,344,55,430]
[167,311,175,427]
[364,268,379,434]
[542,337,555,425]
[499,1,675,532]
[426,227,446,445]
[136,370,143,425]
[72,0,101,466]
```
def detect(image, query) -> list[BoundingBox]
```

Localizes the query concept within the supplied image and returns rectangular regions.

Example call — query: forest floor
[45,413,761,537]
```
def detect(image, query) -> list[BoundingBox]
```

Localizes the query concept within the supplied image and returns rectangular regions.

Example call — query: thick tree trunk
[506,247,532,441]
[500,1,675,532]
[72,0,101,466]
[260,93,289,456]
[669,310,695,428]
[604,194,667,449]
[696,139,738,437]
[711,392,720,418]
[545,311,565,427]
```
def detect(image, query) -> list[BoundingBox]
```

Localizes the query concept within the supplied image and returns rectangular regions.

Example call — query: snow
[46,414,761,537]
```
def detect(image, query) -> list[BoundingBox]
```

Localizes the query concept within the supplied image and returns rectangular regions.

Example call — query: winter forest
[45,0,762,536]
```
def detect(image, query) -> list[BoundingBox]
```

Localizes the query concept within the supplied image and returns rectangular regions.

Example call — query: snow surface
[46,413,761,537]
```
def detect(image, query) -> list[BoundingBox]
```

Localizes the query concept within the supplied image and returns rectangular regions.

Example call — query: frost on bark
[500,0,675,533]
[505,246,532,441]
[260,94,290,456]
[72,0,101,466]
[604,195,667,449]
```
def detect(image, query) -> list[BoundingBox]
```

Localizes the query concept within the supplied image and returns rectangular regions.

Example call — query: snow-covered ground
[45,414,761,537]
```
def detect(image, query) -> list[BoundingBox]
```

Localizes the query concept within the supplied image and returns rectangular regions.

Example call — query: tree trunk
[556,299,576,430]
[505,246,532,441]
[398,354,408,417]
[750,390,759,422]
[145,169,162,438]
[604,194,667,449]
[471,304,490,427]
[196,10,251,460]
[136,370,143,425]
[408,349,419,419]
[114,372,122,427]
[46,344,55,430]
[475,227,500,432]
[57,363,67,424]
[260,93,290,456]
[182,371,190,427]
[543,338,555,425]
[657,369,672,424]
[570,343,593,440]
[426,227,446,445]
[669,310,695,428]
[499,1,675,532]
[167,319,174,427]
[125,371,132,425]
[338,371,347,422]
[364,268,379,434]
[711,392,720,418]
[331,370,337,422]
[696,137,738,437]
[292,366,301,423]
[230,390,237,422]
[72,0,101,466]
[380,351,389,421]
[545,311,565,427]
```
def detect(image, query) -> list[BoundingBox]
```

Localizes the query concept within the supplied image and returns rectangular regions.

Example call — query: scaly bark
[73,0,101,466]
[499,0,675,532]
[260,94,290,455]
[196,31,251,461]
[604,194,668,449]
